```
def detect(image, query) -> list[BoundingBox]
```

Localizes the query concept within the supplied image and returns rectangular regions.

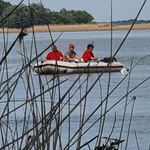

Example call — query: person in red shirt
[82,44,100,62]
[45,45,63,61]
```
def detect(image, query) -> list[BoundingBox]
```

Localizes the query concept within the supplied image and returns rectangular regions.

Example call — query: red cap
[69,44,75,48]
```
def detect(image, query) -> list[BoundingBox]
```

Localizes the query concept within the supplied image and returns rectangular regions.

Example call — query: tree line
[1,1,149,29]
[113,19,150,25]
[0,1,94,28]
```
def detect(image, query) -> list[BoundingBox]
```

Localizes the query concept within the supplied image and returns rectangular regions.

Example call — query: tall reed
[0,0,149,150]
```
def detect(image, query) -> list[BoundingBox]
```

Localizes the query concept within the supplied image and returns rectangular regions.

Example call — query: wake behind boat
[33,59,124,74]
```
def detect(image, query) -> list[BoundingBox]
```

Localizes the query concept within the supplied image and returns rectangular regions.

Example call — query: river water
[0,30,150,149]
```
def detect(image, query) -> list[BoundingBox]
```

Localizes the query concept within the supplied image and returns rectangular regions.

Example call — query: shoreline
[0,23,150,33]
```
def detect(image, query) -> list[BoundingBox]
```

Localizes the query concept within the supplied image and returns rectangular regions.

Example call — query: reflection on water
[0,30,150,149]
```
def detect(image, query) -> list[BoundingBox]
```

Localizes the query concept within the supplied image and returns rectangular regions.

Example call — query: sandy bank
[0,23,150,33]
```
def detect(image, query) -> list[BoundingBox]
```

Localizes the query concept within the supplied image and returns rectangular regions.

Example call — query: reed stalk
[0,0,149,150]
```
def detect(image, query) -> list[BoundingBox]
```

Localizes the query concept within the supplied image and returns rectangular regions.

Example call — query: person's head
[69,43,75,51]
[87,44,94,51]
[51,45,57,52]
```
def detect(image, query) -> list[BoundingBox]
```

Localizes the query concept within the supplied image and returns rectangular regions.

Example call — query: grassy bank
[0,23,150,33]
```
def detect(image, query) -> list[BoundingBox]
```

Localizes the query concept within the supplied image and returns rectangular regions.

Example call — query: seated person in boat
[82,44,100,62]
[45,45,63,61]
[64,43,82,62]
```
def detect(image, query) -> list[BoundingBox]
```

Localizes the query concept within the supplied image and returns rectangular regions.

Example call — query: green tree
[1,3,50,28]
[73,10,94,24]
[59,9,94,24]
[59,9,75,24]
[30,3,51,25]
[1,4,31,28]
[0,0,11,16]
[1,2,95,28]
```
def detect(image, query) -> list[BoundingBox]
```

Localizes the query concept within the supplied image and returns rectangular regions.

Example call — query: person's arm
[45,52,51,61]
[58,51,63,61]
[59,56,63,61]
[59,53,63,61]
[75,55,82,60]
[90,51,100,61]
[90,56,100,60]
[65,55,75,62]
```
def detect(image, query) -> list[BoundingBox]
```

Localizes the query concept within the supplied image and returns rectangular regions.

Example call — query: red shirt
[46,50,63,61]
[82,49,94,61]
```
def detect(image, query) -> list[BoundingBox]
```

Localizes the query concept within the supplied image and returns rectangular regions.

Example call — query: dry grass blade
[0,0,149,149]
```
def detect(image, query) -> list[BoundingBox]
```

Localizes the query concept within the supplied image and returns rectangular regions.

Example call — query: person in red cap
[64,43,82,62]
[45,45,63,61]
[82,44,100,62]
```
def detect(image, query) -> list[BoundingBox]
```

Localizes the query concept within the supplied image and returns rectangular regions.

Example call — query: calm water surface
[0,30,150,149]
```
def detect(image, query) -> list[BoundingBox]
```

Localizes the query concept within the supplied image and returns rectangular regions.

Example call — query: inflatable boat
[33,59,123,74]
